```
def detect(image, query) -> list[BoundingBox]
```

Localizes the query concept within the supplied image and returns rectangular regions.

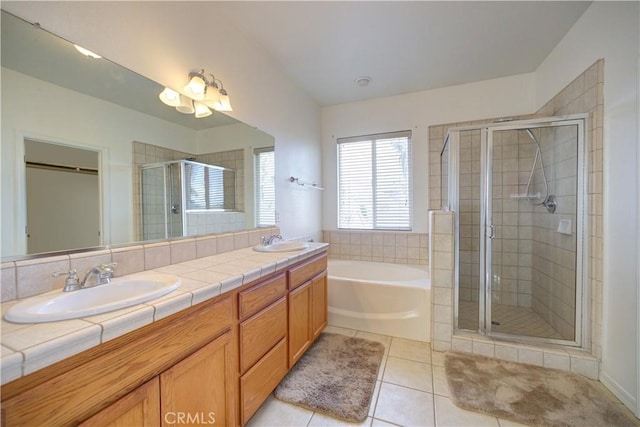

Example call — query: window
[338,131,411,230]
[185,162,231,211]
[255,147,275,226]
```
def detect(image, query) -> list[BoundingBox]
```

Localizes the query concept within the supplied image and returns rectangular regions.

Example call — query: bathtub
[327,260,431,342]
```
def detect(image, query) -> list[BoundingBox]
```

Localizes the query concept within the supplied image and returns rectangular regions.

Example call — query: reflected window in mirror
[255,147,275,227]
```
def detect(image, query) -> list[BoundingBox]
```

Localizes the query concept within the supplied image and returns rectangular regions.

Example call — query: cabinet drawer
[240,338,288,425]
[239,297,287,374]
[238,273,286,320]
[288,253,327,290]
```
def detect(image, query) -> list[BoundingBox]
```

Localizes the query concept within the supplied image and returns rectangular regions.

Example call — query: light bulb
[159,87,181,107]
[194,102,212,118]
[203,88,222,109]
[213,94,233,112]
[176,95,195,114]
[184,75,206,100]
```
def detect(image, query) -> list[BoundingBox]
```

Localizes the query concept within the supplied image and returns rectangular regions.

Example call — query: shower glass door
[448,116,587,347]
[484,120,584,345]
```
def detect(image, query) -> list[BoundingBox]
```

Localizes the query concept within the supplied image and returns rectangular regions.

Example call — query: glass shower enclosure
[442,115,588,346]
[140,159,237,241]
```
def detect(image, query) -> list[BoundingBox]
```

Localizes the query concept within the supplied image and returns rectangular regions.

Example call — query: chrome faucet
[261,234,283,246]
[81,263,117,288]
[52,269,81,292]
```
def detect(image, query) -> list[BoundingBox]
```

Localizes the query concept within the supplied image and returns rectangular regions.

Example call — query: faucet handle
[52,269,76,278]
[100,262,117,271]
[99,263,117,279]
[53,269,81,292]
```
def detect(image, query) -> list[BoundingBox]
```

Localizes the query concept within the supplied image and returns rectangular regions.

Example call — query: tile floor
[246,325,530,427]
[458,301,563,339]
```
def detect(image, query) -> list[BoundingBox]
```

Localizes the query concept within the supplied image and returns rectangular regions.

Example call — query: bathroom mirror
[0,10,275,258]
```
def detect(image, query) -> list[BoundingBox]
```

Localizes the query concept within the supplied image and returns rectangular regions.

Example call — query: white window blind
[185,162,226,210]
[255,147,275,226]
[337,131,411,230]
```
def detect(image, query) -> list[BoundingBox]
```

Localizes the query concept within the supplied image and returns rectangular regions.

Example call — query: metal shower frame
[442,114,589,348]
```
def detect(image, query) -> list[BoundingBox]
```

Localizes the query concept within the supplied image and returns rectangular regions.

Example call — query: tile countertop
[0,242,329,385]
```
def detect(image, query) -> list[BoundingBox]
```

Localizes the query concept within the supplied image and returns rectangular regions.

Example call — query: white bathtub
[327,260,431,342]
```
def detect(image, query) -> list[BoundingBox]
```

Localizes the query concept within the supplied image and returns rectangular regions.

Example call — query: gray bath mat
[274,333,385,423]
[445,351,640,427]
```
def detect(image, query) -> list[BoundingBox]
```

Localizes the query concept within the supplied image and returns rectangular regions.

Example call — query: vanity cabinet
[79,330,234,427]
[0,296,235,426]
[1,250,328,427]
[160,330,235,427]
[79,377,161,427]
[287,253,328,367]
[237,273,289,424]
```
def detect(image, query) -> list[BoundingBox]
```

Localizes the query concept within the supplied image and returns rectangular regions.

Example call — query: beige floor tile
[377,355,388,381]
[324,325,358,337]
[497,418,530,427]
[355,331,393,352]
[246,395,313,427]
[389,337,432,363]
[371,419,400,427]
[431,350,446,367]
[307,412,371,426]
[374,382,435,426]
[368,381,382,417]
[434,395,499,427]
[383,356,433,392]
[431,365,450,397]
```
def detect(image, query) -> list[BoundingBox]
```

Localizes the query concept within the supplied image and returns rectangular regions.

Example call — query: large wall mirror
[1,10,276,259]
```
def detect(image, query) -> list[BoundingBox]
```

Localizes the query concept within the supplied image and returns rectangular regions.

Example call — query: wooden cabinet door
[311,273,328,339]
[79,377,160,427]
[160,330,235,427]
[288,281,312,367]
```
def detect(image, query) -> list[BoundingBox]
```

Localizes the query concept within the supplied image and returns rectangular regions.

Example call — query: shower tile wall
[491,130,535,309]
[536,59,604,353]
[322,230,429,266]
[457,130,480,308]
[530,126,578,340]
[141,167,170,240]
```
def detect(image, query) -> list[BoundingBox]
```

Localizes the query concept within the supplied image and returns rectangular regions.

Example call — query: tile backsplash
[0,227,280,302]
[323,230,429,265]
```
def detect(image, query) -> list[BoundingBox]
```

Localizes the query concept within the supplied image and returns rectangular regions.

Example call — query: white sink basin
[5,273,181,323]
[253,241,309,253]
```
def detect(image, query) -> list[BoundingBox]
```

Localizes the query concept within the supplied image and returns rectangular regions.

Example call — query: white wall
[1,68,198,256]
[535,1,640,412]
[321,73,536,232]
[2,1,322,242]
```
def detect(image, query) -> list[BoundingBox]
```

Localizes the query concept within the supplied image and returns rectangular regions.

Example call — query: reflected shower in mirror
[0,10,275,258]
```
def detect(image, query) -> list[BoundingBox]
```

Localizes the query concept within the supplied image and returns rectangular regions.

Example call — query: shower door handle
[487,225,496,239]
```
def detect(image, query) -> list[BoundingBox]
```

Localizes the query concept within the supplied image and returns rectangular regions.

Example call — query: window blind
[337,131,411,230]
[185,163,226,210]
[255,147,275,226]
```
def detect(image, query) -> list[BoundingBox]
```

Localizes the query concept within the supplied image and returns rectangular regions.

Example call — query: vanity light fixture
[159,69,233,118]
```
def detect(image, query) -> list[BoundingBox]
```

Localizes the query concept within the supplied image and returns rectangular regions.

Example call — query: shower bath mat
[445,351,639,427]
[274,333,385,423]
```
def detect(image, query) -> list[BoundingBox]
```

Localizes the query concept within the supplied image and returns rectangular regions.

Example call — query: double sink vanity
[1,239,328,426]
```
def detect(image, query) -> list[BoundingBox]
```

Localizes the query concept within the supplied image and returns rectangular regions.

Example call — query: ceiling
[216,1,591,106]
